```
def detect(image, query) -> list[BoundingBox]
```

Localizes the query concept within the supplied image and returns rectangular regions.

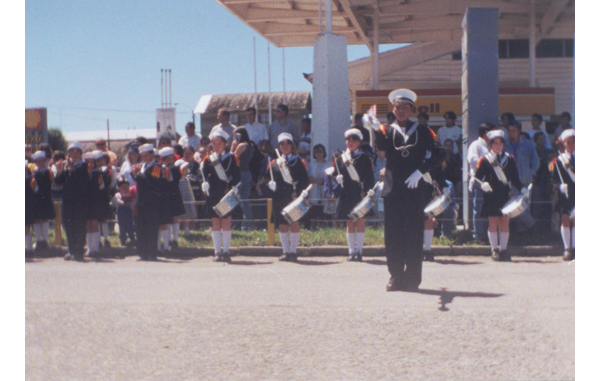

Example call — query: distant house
[194,91,311,138]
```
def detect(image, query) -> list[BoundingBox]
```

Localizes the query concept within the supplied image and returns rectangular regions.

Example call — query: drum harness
[558,153,575,183]
[485,152,509,185]
[341,149,365,196]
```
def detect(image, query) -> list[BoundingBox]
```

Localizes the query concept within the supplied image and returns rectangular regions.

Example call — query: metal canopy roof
[215,0,574,51]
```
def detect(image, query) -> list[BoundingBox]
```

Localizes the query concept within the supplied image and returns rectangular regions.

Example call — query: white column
[529,0,536,87]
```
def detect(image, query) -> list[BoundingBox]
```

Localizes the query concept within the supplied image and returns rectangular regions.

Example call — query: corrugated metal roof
[195,91,311,114]
[63,128,157,143]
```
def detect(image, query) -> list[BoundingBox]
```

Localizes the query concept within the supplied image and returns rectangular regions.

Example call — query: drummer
[552,129,575,261]
[266,132,310,262]
[422,163,451,262]
[332,128,375,261]
[475,130,527,261]
[201,130,241,263]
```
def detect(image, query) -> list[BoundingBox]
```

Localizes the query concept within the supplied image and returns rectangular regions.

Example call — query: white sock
[94,232,102,252]
[423,229,434,251]
[26,233,33,250]
[355,232,365,254]
[346,232,356,254]
[212,231,222,253]
[161,229,170,250]
[171,223,180,241]
[279,231,290,253]
[101,222,109,240]
[290,233,300,253]
[572,227,575,248]
[499,232,509,250]
[222,230,231,253]
[41,221,49,241]
[157,232,162,250]
[561,226,571,249]
[488,231,498,249]
[33,223,42,242]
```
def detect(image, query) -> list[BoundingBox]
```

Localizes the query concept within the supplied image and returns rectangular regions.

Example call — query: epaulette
[379,124,387,134]
[301,159,308,169]
[29,177,36,191]
[477,157,484,168]
[164,166,170,179]
[202,156,209,164]
[549,158,556,172]
[151,165,162,178]
[428,126,437,140]
[441,161,447,170]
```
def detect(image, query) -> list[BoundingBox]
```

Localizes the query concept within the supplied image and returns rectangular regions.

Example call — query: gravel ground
[26,255,574,380]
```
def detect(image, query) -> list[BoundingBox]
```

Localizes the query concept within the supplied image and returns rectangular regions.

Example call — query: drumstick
[555,160,569,199]
[333,155,344,188]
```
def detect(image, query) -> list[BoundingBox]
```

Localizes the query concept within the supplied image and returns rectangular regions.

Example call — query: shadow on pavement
[228,260,273,266]
[363,259,387,266]
[413,287,504,312]
[433,259,483,265]
[295,259,340,266]
[511,259,560,264]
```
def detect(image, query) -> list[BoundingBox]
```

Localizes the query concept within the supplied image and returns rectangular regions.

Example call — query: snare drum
[501,194,530,218]
[349,196,374,222]
[281,197,311,224]
[424,194,451,218]
[213,188,241,218]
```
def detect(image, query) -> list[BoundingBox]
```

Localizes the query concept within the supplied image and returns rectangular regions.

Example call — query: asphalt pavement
[26,254,574,380]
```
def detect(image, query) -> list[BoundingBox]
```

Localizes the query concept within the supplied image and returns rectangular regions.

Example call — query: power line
[46,105,156,114]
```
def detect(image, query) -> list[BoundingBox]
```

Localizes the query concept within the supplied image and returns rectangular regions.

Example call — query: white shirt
[467,137,490,175]
[307,161,331,203]
[437,125,462,153]
[243,121,268,144]
[178,133,202,151]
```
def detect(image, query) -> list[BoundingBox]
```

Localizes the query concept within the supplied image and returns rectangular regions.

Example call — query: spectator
[467,122,494,244]
[503,120,539,233]
[112,177,136,246]
[95,138,118,167]
[437,111,462,153]
[527,113,551,149]
[158,135,172,149]
[37,143,53,163]
[417,112,429,127]
[210,108,236,147]
[323,153,343,228]
[442,138,463,189]
[306,144,332,229]
[297,145,310,164]
[386,112,395,127]
[268,104,299,149]
[531,131,555,238]
[118,145,140,186]
[26,144,33,162]
[243,107,268,145]
[178,121,202,151]
[181,145,202,233]
[299,118,312,158]
[500,112,515,135]
[553,111,573,149]
[232,127,255,231]
[352,113,371,145]
[50,150,66,202]
[254,139,276,199]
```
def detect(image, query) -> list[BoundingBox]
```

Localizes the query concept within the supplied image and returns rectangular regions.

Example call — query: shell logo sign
[25,108,44,130]
[25,108,48,145]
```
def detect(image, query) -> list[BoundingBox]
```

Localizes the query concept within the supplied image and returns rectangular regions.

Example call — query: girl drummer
[552,129,575,261]
[201,130,241,263]
[266,132,310,262]
[475,130,527,261]
[332,128,375,261]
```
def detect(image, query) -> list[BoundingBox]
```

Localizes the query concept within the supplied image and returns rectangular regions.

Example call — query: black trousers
[62,202,87,258]
[383,190,425,287]
[136,205,160,260]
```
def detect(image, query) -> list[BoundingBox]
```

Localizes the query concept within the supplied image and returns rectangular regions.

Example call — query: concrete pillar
[461,7,499,228]
[313,33,351,158]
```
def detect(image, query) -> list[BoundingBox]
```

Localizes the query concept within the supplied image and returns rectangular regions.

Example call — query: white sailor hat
[388,88,417,106]
[31,151,47,161]
[487,130,506,142]
[67,141,84,152]
[175,159,189,170]
[209,129,230,141]
[278,132,294,144]
[159,147,174,157]
[91,150,104,160]
[560,129,575,141]
[82,151,96,160]
[344,128,363,141]
[139,143,154,153]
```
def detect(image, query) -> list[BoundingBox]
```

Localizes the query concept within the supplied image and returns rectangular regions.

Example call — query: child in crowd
[113,177,136,247]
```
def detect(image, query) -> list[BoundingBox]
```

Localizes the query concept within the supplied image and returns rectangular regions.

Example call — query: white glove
[301,190,309,199]
[367,189,375,198]
[443,187,451,196]
[405,170,423,189]
[232,185,239,194]
[468,177,475,192]
[521,187,529,197]
[560,184,568,196]
[336,174,344,185]
[481,182,493,193]
[268,180,277,192]
[202,182,210,195]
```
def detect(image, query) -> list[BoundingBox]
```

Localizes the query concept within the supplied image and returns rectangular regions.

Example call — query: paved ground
[26,255,574,380]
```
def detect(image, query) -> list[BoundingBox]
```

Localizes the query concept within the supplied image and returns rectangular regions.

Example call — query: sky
[25,0,403,134]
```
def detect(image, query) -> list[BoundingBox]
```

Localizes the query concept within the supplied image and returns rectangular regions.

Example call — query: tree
[48,128,68,153]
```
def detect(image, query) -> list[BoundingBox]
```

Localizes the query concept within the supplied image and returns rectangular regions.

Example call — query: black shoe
[34,240,47,252]
[563,249,574,261]
[346,253,355,262]
[213,254,223,262]
[25,249,34,259]
[423,250,434,262]
[355,253,363,262]
[103,239,111,249]
[64,253,73,261]
[74,254,85,262]
[386,277,404,292]
[279,253,290,261]
[171,240,179,249]
[491,248,501,261]
[222,253,232,263]
[499,249,511,262]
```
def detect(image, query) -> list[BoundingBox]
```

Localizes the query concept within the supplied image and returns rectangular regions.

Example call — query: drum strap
[485,152,508,184]
[558,153,575,183]
[277,158,294,184]
[342,150,362,183]
[210,154,229,182]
